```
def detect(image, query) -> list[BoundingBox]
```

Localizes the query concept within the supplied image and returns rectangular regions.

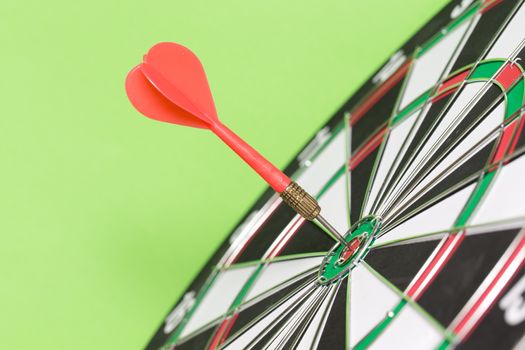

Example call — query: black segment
[226,272,316,340]
[248,289,317,349]
[366,239,441,292]
[236,204,297,263]
[351,148,380,224]
[457,269,525,350]
[387,87,502,216]
[450,0,519,72]
[351,81,403,151]
[317,278,348,350]
[390,139,495,227]
[418,228,519,326]
[377,94,454,210]
[279,221,336,256]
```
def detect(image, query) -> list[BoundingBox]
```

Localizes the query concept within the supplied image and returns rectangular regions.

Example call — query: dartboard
[146,1,525,349]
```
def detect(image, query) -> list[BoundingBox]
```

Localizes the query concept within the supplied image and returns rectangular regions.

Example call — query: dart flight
[125,42,347,245]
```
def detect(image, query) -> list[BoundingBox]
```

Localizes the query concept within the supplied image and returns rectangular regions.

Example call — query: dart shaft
[210,121,291,193]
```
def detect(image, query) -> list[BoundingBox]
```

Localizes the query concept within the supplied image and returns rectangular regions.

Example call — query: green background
[1,0,448,348]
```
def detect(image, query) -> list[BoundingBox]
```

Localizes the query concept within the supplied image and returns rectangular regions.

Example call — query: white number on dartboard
[163,291,196,334]
[451,0,474,19]
[499,275,525,326]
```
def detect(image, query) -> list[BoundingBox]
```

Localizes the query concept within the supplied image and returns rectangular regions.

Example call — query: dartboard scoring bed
[133,0,525,349]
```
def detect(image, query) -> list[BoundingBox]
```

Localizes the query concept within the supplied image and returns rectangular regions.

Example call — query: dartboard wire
[346,55,413,220]
[380,93,504,221]
[170,261,321,346]
[367,3,482,217]
[355,146,525,348]
[163,268,221,347]
[382,98,525,232]
[306,278,345,349]
[221,193,282,267]
[271,286,332,350]
[344,111,352,229]
[385,48,525,218]
[443,227,525,345]
[288,119,346,187]
[378,54,525,219]
[374,214,525,250]
[383,104,525,229]
[380,103,508,228]
[260,286,329,349]
[374,4,525,217]
[376,10,523,216]
[378,77,500,218]
[225,283,318,350]
[352,262,454,349]
[360,104,426,218]
[217,275,318,349]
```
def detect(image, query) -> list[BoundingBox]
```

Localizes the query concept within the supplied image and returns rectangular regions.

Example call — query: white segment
[485,3,525,59]
[472,155,525,225]
[383,82,485,212]
[398,20,470,110]
[296,130,347,196]
[369,304,443,350]
[223,285,312,350]
[318,174,350,233]
[180,266,257,338]
[377,183,475,246]
[244,256,323,301]
[363,112,418,215]
[397,102,504,210]
[296,284,339,349]
[349,265,400,347]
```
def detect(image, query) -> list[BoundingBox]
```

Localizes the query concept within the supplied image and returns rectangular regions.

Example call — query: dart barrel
[280,182,321,221]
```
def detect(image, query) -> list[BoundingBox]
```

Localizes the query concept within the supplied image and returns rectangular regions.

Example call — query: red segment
[264,214,306,259]
[349,127,386,171]
[339,237,362,262]
[432,87,457,103]
[226,197,282,266]
[406,233,465,300]
[437,70,469,95]
[208,314,239,349]
[495,63,523,90]
[481,0,504,13]
[453,233,525,340]
[508,115,525,156]
[350,60,411,126]
[492,118,519,164]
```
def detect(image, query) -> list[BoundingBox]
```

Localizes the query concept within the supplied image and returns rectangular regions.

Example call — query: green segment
[392,91,430,125]
[319,216,381,283]
[317,164,346,199]
[469,60,505,81]
[354,300,407,350]
[230,265,264,309]
[437,339,451,350]
[455,171,495,227]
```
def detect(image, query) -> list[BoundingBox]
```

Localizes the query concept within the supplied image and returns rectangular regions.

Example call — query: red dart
[125,42,347,246]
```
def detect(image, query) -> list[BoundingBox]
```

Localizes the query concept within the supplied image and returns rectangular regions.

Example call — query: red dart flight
[125,42,348,245]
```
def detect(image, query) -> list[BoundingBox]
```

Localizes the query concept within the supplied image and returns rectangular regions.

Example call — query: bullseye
[318,216,382,285]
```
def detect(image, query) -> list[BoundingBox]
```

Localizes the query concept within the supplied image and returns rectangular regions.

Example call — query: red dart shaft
[209,121,291,193]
